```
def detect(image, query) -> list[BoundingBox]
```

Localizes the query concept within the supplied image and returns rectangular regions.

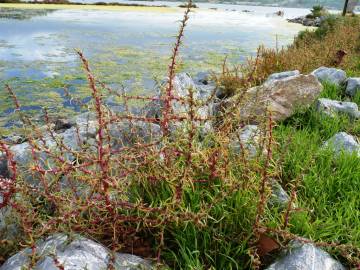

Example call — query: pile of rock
[0,234,154,270]
[1,66,359,269]
[311,66,360,157]
[287,15,325,27]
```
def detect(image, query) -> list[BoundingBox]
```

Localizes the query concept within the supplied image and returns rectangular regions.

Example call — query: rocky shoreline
[1,66,360,269]
[287,15,326,27]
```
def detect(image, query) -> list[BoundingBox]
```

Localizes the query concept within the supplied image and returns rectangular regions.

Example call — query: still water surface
[0,3,309,127]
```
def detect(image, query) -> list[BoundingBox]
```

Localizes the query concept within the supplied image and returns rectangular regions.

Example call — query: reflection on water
[0,4,309,128]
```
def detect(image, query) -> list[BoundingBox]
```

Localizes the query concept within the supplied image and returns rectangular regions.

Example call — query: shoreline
[0,2,178,11]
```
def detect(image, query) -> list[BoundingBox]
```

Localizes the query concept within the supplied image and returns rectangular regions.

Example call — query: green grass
[155,82,360,269]
[271,82,360,263]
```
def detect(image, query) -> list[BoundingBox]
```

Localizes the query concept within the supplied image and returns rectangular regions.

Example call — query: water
[0,3,309,128]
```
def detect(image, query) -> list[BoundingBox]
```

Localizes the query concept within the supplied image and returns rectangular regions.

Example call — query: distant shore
[0,2,179,11]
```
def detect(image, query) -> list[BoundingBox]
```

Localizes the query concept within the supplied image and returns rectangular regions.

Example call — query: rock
[265,70,300,83]
[2,117,161,185]
[171,72,200,99]
[287,16,305,25]
[311,67,347,86]
[0,185,20,242]
[288,15,325,27]
[109,121,162,150]
[324,132,360,157]
[10,141,51,173]
[71,112,96,125]
[215,74,323,124]
[303,17,318,26]
[59,120,97,151]
[194,71,216,100]
[0,233,154,270]
[144,73,212,129]
[269,180,290,209]
[194,71,211,86]
[0,153,9,178]
[53,118,74,132]
[1,135,25,145]
[266,241,345,270]
[345,77,360,97]
[316,98,360,119]
[229,125,261,157]
[5,140,58,185]
[144,99,163,121]
[314,17,321,25]
[0,207,19,242]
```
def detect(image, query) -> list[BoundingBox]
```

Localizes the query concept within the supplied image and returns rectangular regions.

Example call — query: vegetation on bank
[0,4,360,270]
[306,4,328,18]
[215,12,360,97]
[214,0,353,10]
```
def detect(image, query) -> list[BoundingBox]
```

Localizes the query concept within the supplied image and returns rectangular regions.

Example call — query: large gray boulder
[265,70,300,83]
[324,132,360,157]
[311,67,347,86]
[316,98,360,119]
[215,74,323,124]
[345,77,360,97]
[266,241,345,270]
[0,234,154,270]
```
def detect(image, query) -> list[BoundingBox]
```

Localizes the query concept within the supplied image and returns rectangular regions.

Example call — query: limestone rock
[1,119,161,185]
[287,16,325,27]
[324,132,360,157]
[194,71,216,100]
[311,67,347,86]
[265,70,300,83]
[145,73,209,115]
[266,241,345,270]
[144,73,212,129]
[229,125,261,157]
[0,153,8,178]
[109,121,162,150]
[316,98,360,119]
[0,186,21,242]
[345,77,360,97]
[0,233,154,270]
[269,180,290,209]
[53,118,74,132]
[217,74,323,123]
